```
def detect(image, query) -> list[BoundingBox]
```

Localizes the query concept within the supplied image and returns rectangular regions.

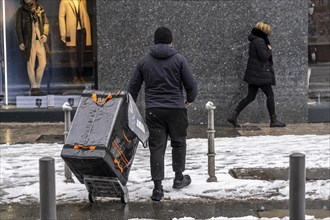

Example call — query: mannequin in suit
[58,0,91,83]
[16,0,49,96]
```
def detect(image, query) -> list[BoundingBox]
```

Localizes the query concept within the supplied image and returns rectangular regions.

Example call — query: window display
[16,0,49,96]
[1,0,95,107]
[308,0,330,63]
[59,0,92,84]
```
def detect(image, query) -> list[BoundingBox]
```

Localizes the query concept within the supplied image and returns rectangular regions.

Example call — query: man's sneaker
[151,188,164,201]
[173,174,192,189]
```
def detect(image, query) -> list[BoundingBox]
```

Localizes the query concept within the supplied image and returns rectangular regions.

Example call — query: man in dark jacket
[16,0,49,96]
[227,21,285,128]
[128,27,198,201]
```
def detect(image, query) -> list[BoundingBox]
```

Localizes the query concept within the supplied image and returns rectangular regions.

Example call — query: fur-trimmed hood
[20,0,33,11]
[20,0,44,14]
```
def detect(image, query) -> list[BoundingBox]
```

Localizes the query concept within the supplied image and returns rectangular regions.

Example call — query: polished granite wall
[96,0,308,125]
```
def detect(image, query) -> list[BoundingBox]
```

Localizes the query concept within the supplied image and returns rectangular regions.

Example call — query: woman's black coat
[244,32,276,86]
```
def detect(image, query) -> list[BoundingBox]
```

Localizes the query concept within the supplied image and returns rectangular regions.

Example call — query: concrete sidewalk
[0,122,329,145]
[0,199,328,220]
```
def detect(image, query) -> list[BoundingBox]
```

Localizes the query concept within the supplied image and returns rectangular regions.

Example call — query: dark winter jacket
[128,44,198,109]
[15,0,49,60]
[244,29,276,86]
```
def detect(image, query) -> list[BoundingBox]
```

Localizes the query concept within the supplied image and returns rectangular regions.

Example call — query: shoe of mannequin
[79,76,86,83]
[72,76,81,84]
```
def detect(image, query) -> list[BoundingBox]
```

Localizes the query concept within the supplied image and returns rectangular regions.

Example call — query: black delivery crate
[61,90,149,203]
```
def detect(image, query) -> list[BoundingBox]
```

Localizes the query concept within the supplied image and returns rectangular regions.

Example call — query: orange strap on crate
[114,159,124,173]
[91,93,113,106]
[122,130,131,144]
[112,141,129,168]
[73,144,96,150]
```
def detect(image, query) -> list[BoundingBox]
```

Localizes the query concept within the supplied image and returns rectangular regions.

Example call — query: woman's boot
[270,115,286,127]
[227,111,241,127]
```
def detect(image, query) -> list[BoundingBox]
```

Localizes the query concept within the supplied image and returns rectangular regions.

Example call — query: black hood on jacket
[248,28,270,45]
[248,34,258,42]
[150,44,178,59]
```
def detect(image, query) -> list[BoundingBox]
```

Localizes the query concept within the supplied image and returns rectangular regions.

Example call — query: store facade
[1,0,328,124]
[1,0,96,111]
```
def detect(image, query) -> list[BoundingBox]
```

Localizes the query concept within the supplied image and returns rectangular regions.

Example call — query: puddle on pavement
[237,125,262,131]
[36,134,64,143]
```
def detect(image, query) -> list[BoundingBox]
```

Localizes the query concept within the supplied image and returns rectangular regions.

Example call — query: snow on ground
[1,135,329,219]
[1,134,329,205]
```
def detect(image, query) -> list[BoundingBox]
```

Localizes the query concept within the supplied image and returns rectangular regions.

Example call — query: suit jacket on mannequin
[16,0,49,60]
[58,0,92,47]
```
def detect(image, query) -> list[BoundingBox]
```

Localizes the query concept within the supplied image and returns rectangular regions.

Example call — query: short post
[62,102,74,183]
[39,157,56,220]
[289,153,306,220]
[205,101,217,182]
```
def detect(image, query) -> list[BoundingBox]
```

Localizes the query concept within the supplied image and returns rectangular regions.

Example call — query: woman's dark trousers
[235,84,275,116]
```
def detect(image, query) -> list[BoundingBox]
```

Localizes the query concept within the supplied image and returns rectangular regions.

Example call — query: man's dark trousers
[146,108,188,181]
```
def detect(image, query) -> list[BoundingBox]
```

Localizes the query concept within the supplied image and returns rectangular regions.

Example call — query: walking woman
[227,21,286,128]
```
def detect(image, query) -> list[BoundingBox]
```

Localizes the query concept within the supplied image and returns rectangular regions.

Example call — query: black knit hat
[154,27,173,44]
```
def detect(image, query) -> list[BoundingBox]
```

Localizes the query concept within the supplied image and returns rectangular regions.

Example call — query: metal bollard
[62,102,74,183]
[205,101,217,182]
[39,157,56,220]
[289,153,306,220]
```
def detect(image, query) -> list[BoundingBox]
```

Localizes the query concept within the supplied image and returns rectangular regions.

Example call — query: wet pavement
[1,122,330,145]
[0,199,328,220]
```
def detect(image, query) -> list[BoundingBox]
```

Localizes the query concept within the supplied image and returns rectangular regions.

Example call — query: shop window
[1,0,96,108]
[308,0,330,63]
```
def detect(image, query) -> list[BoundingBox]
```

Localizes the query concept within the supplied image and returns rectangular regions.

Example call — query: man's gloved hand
[40,34,47,43]
[61,35,66,43]
[19,43,25,50]
[185,100,192,108]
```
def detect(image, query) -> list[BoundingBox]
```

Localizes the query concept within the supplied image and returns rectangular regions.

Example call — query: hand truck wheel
[88,192,96,203]
[120,192,129,204]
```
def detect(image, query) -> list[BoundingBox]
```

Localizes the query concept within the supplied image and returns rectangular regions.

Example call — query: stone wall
[96,0,308,125]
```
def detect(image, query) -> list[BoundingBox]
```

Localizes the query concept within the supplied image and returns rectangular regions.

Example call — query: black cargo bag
[61,90,149,186]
